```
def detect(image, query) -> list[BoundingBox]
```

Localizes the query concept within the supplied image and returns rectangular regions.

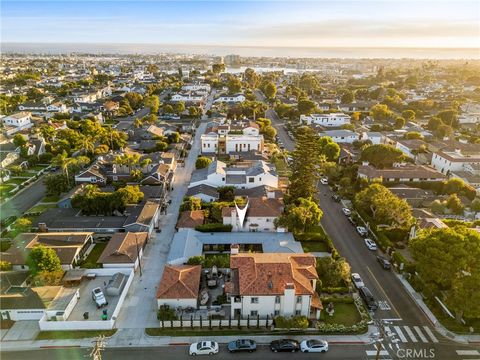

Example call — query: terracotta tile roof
[246,197,283,217]
[176,210,205,229]
[98,232,148,264]
[230,253,318,296]
[156,265,201,299]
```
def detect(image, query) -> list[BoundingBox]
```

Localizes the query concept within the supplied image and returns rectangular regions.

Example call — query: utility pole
[87,335,106,360]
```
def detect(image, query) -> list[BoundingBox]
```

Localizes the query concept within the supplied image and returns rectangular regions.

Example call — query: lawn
[301,241,329,253]
[36,329,117,340]
[78,243,107,268]
[31,165,49,171]
[0,184,16,197]
[0,239,12,252]
[12,171,37,178]
[4,178,25,185]
[42,194,61,203]
[319,302,362,327]
[25,203,57,214]
[425,298,480,334]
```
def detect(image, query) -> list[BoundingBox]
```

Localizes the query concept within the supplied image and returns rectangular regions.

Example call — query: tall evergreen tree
[288,126,323,201]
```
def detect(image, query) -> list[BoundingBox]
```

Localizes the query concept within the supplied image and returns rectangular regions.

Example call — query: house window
[249,177,254,183]
[274,310,280,316]
[251,297,259,304]
[295,310,301,315]
[250,310,258,317]
[296,296,302,304]
[275,296,280,304]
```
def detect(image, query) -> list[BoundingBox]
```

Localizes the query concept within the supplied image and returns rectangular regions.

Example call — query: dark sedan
[227,339,256,353]
[270,339,300,352]
[377,256,392,270]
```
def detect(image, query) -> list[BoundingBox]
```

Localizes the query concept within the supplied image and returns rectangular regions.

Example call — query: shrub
[157,305,178,321]
[391,251,408,268]
[382,228,408,243]
[375,231,393,251]
[274,315,309,329]
[186,256,204,266]
[195,223,232,232]
[0,261,12,271]
[320,286,350,294]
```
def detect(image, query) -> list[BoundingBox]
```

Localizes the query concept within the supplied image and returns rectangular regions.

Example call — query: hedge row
[195,223,232,232]
[295,229,339,259]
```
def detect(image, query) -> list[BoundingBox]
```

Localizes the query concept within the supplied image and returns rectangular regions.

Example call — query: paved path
[114,121,207,330]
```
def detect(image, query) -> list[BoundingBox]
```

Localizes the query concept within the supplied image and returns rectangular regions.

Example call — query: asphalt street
[0,176,46,221]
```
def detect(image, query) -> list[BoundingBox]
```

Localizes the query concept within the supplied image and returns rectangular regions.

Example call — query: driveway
[115,121,207,329]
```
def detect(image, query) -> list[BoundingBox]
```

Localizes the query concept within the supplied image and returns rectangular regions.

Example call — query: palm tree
[52,154,76,187]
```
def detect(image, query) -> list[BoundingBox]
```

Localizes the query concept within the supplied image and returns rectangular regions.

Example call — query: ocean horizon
[2,42,479,60]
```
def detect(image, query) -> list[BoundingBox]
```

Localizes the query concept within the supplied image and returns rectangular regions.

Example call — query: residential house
[226,253,322,319]
[2,112,33,135]
[176,210,205,230]
[98,232,148,269]
[1,232,94,271]
[201,121,263,155]
[156,265,202,309]
[222,197,284,232]
[189,160,278,190]
[319,130,358,144]
[214,94,246,103]
[300,113,351,127]
[358,163,445,182]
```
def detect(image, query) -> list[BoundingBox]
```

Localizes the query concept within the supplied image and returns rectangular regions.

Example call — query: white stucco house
[214,94,246,103]
[319,130,358,144]
[189,160,278,190]
[156,264,201,309]
[300,113,351,127]
[226,253,322,319]
[2,112,33,135]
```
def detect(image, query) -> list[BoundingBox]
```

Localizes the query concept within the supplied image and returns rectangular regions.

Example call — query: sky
[1,0,479,49]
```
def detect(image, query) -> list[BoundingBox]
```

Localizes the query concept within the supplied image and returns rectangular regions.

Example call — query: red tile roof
[156,265,201,299]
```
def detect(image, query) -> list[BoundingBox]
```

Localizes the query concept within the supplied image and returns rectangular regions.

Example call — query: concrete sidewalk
[396,273,480,345]
[0,326,375,352]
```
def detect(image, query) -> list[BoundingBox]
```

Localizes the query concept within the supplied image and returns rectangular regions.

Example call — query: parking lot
[67,276,121,321]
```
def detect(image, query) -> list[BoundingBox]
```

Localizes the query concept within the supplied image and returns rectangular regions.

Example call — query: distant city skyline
[2,1,479,52]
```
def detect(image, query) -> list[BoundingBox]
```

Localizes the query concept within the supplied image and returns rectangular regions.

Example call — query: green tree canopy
[370,104,394,123]
[263,81,277,99]
[275,197,323,233]
[297,98,317,115]
[28,245,62,274]
[195,156,212,169]
[360,144,406,168]
[318,136,341,162]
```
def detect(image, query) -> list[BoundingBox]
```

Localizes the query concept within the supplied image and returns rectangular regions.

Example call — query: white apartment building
[189,160,278,189]
[2,112,33,135]
[300,113,351,127]
[201,133,263,154]
[431,149,480,175]
[226,253,321,319]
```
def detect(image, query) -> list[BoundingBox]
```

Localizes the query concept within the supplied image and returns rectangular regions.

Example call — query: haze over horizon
[1,0,479,59]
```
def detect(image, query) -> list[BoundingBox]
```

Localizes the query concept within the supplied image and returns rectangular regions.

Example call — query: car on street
[356,226,368,237]
[364,238,377,251]
[300,339,329,353]
[270,339,300,352]
[91,287,108,308]
[342,208,351,216]
[227,339,257,353]
[351,273,365,289]
[331,194,340,202]
[377,256,391,270]
[320,177,329,185]
[359,286,377,311]
[189,341,219,356]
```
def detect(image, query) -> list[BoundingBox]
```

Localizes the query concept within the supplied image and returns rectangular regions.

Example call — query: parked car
[320,177,328,185]
[377,256,391,270]
[91,287,108,308]
[364,238,377,251]
[227,339,257,353]
[351,273,365,289]
[300,339,329,353]
[189,341,219,356]
[331,194,341,202]
[342,208,351,216]
[356,226,368,237]
[359,286,377,311]
[270,339,300,352]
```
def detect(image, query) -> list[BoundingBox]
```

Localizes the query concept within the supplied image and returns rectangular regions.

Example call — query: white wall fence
[159,317,273,329]
[39,268,134,331]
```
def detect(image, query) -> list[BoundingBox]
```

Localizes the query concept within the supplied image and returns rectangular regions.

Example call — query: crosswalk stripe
[456,350,480,355]
[403,326,418,342]
[414,326,428,342]
[423,326,439,343]
[366,350,389,356]
[393,326,408,342]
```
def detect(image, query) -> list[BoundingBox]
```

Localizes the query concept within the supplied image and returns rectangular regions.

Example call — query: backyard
[78,242,107,268]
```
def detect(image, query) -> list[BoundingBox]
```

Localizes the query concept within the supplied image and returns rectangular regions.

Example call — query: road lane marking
[393,326,408,342]
[366,350,389,356]
[414,326,428,342]
[403,326,418,342]
[366,266,401,318]
[423,326,439,343]
[456,350,480,355]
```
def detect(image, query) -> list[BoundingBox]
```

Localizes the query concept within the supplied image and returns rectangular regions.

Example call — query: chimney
[454,148,462,155]
[230,244,239,255]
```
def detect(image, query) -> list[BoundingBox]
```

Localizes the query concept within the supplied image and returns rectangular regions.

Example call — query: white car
[351,273,365,289]
[91,287,108,308]
[300,339,329,353]
[356,226,368,236]
[342,208,351,216]
[189,341,219,356]
[320,178,328,185]
[364,238,378,251]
